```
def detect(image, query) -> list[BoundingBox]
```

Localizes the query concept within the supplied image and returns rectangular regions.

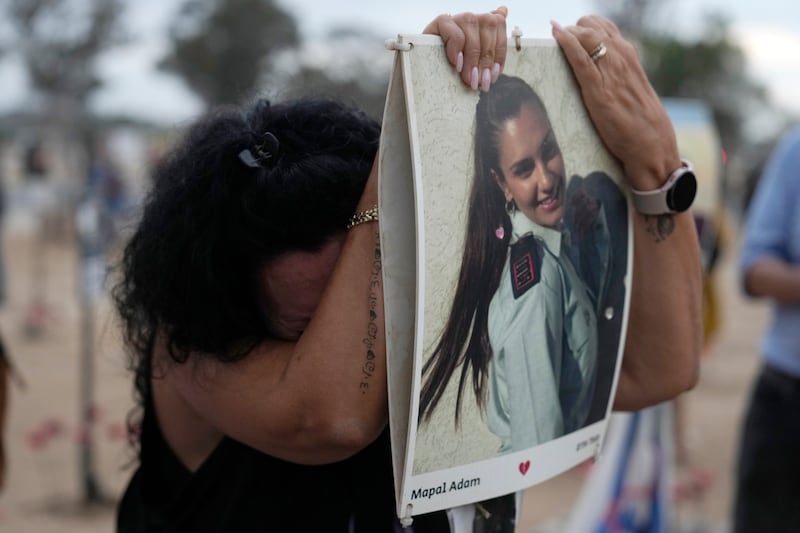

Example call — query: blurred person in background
[0,165,7,490]
[0,343,9,492]
[21,139,55,337]
[0,154,11,493]
[734,125,800,533]
[0,153,24,494]
[112,8,702,533]
[83,135,133,258]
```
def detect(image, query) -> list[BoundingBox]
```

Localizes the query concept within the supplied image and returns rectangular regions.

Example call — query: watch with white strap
[631,159,697,215]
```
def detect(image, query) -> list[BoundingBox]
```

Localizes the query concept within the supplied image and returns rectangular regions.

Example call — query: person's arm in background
[745,260,800,304]
[553,17,703,410]
[740,128,800,304]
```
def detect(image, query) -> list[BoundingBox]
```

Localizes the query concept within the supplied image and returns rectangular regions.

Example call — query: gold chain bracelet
[346,205,379,230]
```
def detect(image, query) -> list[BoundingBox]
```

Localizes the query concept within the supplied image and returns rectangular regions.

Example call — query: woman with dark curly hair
[113,95,406,531]
[114,11,514,532]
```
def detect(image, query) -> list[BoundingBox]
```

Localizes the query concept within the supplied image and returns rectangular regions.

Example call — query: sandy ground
[0,212,767,533]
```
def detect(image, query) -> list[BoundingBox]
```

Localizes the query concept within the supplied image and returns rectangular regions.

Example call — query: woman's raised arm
[553,16,703,409]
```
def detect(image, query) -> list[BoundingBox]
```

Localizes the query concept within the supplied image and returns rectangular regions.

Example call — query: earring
[495,225,505,240]
[505,199,516,217]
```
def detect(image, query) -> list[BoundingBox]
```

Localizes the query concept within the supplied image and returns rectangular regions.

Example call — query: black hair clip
[238,131,280,168]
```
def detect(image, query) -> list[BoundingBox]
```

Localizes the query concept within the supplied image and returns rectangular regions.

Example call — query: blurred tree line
[157,0,389,118]
[599,0,798,211]
[1,0,127,181]
[0,0,389,186]
[598,0,775,158]
[5,0,125,125]
[1,0,791,165]
[156,0,781,157]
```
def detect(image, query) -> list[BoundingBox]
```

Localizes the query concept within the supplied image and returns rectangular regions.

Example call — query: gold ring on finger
[590,42,608,62]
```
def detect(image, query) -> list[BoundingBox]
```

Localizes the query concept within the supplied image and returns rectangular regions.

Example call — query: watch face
[667,170,697,212]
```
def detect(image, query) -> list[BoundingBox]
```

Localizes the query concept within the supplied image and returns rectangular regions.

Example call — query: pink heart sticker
[518,460,530,475]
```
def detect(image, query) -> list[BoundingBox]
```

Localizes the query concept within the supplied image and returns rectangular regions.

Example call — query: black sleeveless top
[116,394,449,532]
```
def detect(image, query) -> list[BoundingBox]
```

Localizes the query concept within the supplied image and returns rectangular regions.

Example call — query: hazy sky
[2,0,799,125]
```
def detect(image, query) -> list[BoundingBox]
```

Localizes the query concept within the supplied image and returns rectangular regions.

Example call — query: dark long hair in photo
[419,75,549,424]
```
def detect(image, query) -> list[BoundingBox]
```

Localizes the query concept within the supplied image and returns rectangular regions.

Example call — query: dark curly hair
[113,97,380,438]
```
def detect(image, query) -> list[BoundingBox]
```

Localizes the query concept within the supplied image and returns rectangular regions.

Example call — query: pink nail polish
[491,63,501,83]
[481,68,491,92]
[457,52,464,73]
[470,67,479,91]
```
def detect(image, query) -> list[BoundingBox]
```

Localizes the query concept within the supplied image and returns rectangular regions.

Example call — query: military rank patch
[509,235,543,299]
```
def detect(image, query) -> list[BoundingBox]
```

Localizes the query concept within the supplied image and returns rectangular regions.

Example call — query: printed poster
[378,34,633,523]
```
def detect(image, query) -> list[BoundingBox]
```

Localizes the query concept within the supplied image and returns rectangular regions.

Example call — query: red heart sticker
[518,460,530,475]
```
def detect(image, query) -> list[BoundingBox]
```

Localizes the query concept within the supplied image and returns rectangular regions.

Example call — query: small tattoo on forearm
[359,231,382,394]
[645,214,675,243]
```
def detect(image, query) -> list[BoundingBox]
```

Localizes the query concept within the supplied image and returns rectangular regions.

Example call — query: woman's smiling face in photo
[494,102,566,228]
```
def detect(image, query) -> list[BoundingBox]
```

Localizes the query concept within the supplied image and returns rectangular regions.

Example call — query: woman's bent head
[114,97,379,381]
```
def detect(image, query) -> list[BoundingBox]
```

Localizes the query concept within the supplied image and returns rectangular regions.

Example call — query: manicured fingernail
[480,68,491,92]
[491,62,501,83]
[457,51,464,73]
[470,67,479,91]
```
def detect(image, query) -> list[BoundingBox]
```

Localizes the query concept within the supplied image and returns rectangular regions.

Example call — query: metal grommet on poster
[512,26,523,51]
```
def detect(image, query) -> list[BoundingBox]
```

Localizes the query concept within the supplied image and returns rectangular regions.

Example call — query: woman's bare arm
[162,160,386,465]
[160,9,510,466]
[553,16,702,409]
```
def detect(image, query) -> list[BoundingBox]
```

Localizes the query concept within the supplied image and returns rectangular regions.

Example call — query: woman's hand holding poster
[379,34,632,524]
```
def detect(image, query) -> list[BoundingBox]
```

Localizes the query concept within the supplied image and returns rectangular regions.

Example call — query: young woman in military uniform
[420,75,629,453]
